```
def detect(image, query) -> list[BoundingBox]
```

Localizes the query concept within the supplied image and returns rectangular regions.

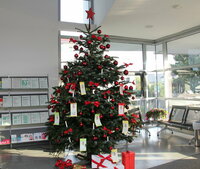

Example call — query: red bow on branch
[124,63,133,67]
[88,81,99,87]
[84,101,100,107]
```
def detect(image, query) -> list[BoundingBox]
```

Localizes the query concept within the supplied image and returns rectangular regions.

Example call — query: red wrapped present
[122,151,135,169]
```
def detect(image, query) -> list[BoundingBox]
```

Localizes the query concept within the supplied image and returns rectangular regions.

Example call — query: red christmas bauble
[103,96,107,99]
[115,81,119,85]
[109,147,113,150]
[82,62,87,66]
[60,77,64,81]
[97,36,102,41]
[77,71,83,76]
[111,99,115,102]
[47,105,51,109]
[56,89,61,93]
[91,34,96,39]
[124,85,128,90]
[103,134,107,138]
[93,137,98,140]
[80,35,83,39]
[87,40,92,44]
[110,106,115,110]
[73,45,78,50]
[113,60,118,65]
[129,86,133,90]
[91,109,95,113]
[85,52,88,56]
[97,29,102,34]
[132,96,135,100]
[64,65,68,70]
[110,114,113,117]
[121,76,124,80]
[80,122,83,126]
[115,127,119,131]
[100,45,105,50]
[100,114,103,118]
[104,55,109,59]
[74,54,79,58]
[106,44,110,48]
[67,75,70,78]
[124,70,129,75]
[103,79,107,82]
[97,65,102,70]
[80,47,83,51]
[79,112,83,115]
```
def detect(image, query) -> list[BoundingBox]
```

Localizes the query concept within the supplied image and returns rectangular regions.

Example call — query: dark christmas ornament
[91,34,96,39]
[97,29,102,34]
[114,81,119,85]
[124,70,129,75]
[48,105,51,109]
[97,36,102,41]
[74,54,79,58]
[80,122,84,126]
[85,52,88,56]
[104,55,109,59]
[103,134,107,138]
[111,99,115,102]
[115,127,120,131]
[80,35,83,39]
[56,89,61,93]
[125,105,129,109]
[124,85,128,90]
[79,112,83,115]
[103,79,107,82]
[113,61,118,65]
[73,45,78,50]
[64,65,68,70]
[97,65,102,70]
[80,47,84,51]
[110,106,115,110]
[129,86,133,90]
[82,62,87,66]
[93,137,98,140]
[87,40,92,44]
[91,109,95,113]
[132,96,135,100]
[106,44,110,48]
[100,45,105,50]
[77,71,83,76]
[121,76,124,80]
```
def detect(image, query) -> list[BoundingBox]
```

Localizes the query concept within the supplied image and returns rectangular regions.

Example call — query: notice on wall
[21,113,31,124]
[31,112,41,124]
[31,78,39,88]
[3,96,12,107]
[2,78,11,89]
[22,95,31,107]
[12,78,21,89]
[39,78,48,88]
[30,95,39,106]
[40,112,49,123]
[12,96,22,107]
[21,78,31,88]
[12,113,22,125]
[39,95,48,105]
[11,135,17,143]
[2,114,11,126]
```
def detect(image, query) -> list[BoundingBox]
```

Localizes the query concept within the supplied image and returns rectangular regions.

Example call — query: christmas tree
[46,8,139,162]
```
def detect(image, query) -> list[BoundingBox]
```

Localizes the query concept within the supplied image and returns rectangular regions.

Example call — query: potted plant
[146,108,168,121]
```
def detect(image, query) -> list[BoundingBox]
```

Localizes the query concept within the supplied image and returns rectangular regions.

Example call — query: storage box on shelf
[0,76,49,146]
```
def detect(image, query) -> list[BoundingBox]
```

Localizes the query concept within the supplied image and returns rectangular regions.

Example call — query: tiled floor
[0,126,200,169]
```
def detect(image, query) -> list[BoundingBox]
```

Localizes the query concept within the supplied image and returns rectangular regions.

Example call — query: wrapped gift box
[91,154,124,169]
[122,151,135,169]
[73,164,87,169]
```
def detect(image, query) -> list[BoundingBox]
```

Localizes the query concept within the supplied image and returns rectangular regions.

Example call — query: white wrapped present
[91,154,124,169]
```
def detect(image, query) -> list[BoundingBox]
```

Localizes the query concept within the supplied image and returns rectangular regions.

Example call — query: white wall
[93,0,115,26]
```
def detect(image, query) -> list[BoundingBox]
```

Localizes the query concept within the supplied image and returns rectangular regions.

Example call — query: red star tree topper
[86,7,95,20]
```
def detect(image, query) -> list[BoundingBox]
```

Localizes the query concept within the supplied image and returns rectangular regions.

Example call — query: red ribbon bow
[55,159,72,169]
[124,63,133,67]
[84,101,100,107]
[92,154,115,168]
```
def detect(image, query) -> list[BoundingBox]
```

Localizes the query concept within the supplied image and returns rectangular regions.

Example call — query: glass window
[147,72,157,97]
[156,44,164,70]
[167,33,200,68]
[60,0,90,24]
[105,42,143,71]
[146,45,156,71]
[157,72,165,97]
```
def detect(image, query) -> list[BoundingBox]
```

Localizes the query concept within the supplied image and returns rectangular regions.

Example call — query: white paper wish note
[79,82,86,95]
[80,138,87,152]
[70,103,77,117]
[122,120,129,135]
[118,103,125,115]
[119,83,124,95]
[94,114,102,127]
[54,112,60,125]
[111,149,119,162]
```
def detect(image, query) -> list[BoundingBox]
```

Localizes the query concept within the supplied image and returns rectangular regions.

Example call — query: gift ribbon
[92,154,116,168]
[84,101,100,107]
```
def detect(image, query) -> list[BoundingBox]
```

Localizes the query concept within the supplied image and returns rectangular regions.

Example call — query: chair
[128,107,151,136]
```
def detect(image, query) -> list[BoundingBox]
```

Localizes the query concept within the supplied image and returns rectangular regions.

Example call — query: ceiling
[101,0,200,40]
